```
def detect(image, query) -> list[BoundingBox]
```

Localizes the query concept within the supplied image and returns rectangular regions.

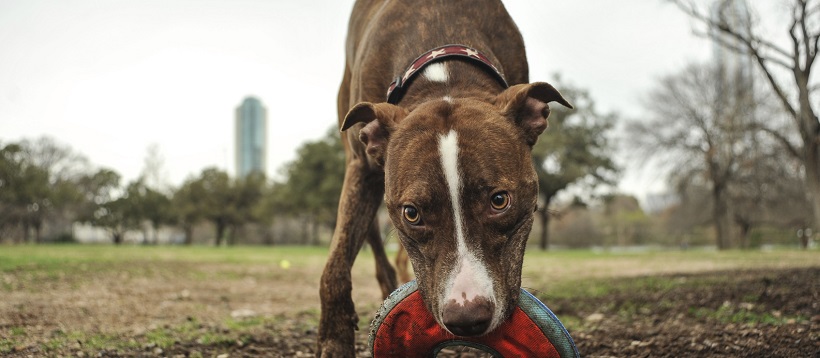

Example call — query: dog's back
[340,0,529,111]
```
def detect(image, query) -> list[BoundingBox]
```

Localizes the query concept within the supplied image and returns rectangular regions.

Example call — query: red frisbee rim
[368,280,579,357]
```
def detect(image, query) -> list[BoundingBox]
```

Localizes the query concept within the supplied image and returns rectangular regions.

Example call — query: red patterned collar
[386,44,509,104]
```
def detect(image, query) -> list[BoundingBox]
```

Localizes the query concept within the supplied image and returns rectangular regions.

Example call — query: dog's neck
[386,45,508,104]
[393,58,509,111]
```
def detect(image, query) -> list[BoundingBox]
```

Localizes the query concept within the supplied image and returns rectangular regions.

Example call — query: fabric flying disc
[369,280,580,357]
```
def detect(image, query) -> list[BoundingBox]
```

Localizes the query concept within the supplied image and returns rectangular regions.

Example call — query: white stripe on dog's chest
[437,130,495,307]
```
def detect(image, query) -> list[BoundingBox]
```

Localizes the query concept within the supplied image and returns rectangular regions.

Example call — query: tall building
[235,96,267,178]
[710,0,753,86]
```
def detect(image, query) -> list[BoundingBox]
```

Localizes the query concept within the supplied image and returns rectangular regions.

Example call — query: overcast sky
[1,0,741,203]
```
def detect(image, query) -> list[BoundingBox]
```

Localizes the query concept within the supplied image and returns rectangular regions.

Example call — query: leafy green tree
[77,171,138,244]
[184,167,240,246]
[142,186,171,244]
[0,144,26,232]
[122,179,172,244]
[74,168,121,223]
[22,165,54,243]
[253,180,294,245]
[231,171,267,244]
[0,143,25,241]
[0,137,147,244]
[0,140,76,243]
[0,143,47,242]
[531,77,619,250]
[277,128,345,244]
[22,137,94,241]
[92,195,138,245]
[200,168,234,246]
[171,178,204,245]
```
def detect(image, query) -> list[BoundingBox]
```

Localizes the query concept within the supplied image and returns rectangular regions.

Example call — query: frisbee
[369,280,580,357]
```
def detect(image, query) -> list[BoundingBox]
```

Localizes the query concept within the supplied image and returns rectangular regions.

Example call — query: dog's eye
[490,192,510,211]
[403,205,422,225]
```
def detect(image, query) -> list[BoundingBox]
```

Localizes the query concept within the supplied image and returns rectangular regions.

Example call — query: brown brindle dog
[318,0,571,356]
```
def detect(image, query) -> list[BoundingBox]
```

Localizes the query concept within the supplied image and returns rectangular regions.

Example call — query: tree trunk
[264,219,275,246]
[184,224,193,245]
[22,220,31,243]
[712,181,733,250]
[538,197,553,251]
[798,229,810,249]
[215,221,225,246]
[301,216,310,245]
[312,220,321,246]
[113,232,122,245]
[152,222,160,244]
[804,137,820,236]
[33,221,42,244]
[737,221,751,249]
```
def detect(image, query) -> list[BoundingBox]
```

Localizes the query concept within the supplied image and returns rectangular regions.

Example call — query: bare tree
[664,173,715,245]
[630,62,757,249]
[729,115,812,247]
[140,143,171,194]
[671,0,820,229]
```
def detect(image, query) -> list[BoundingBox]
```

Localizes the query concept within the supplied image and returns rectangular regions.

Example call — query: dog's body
[318,0,570,356]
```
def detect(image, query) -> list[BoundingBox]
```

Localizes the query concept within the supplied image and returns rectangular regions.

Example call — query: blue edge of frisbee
[369,280,581,358]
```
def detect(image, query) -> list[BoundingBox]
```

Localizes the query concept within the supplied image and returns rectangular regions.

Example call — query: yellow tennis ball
[279,260,291,269]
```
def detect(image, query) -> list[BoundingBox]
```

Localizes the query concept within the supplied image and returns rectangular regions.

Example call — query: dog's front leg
[318,158,384,357]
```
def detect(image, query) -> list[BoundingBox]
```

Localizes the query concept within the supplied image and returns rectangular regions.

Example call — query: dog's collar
[386,44,509,104]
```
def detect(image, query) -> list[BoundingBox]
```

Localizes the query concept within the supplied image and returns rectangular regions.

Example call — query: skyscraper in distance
[710,0,753,86]
[235,96,267,178]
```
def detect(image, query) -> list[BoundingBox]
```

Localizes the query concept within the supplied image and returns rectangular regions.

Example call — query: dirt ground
[559,267,819,358]
[1,249,818,357]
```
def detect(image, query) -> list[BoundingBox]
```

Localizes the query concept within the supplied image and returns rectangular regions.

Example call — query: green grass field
[3,244,815,276]
[0,244,817,356]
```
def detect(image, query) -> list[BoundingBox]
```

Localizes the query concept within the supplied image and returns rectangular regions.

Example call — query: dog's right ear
[341,102,408,166]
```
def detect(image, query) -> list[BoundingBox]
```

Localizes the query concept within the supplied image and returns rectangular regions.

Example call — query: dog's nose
[442,296,495,336]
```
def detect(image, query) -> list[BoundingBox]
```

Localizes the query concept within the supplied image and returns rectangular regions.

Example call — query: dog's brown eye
[490,192,510,211]
[403,205,421,225]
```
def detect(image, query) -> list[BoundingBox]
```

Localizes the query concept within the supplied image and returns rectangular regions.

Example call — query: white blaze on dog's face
[436,128,505,334]
[341,82,571,337]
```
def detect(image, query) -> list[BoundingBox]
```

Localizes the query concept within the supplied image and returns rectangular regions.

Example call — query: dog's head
[342,82,571,336]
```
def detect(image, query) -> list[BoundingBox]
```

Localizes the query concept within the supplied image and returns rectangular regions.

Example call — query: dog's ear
[494,82,573,146]
[341,102,408,166]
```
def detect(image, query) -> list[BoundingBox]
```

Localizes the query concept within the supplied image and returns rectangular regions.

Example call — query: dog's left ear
[494,82,573,146]
[341,102,408,166]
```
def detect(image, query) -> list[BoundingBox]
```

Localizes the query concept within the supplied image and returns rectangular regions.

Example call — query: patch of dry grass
[0,245,817,356]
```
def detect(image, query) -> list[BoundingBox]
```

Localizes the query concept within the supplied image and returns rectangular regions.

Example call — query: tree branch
[791,3,804,72]
[694,27,793,69]
[671,0,793,63]
[799,1,812,70]
[668,0,799,119]
[757,125,802,160]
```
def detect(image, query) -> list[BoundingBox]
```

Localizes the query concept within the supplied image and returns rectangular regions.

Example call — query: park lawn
[0,244,817,356]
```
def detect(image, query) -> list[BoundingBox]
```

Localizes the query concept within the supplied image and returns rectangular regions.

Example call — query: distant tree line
[0,129,345,245]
